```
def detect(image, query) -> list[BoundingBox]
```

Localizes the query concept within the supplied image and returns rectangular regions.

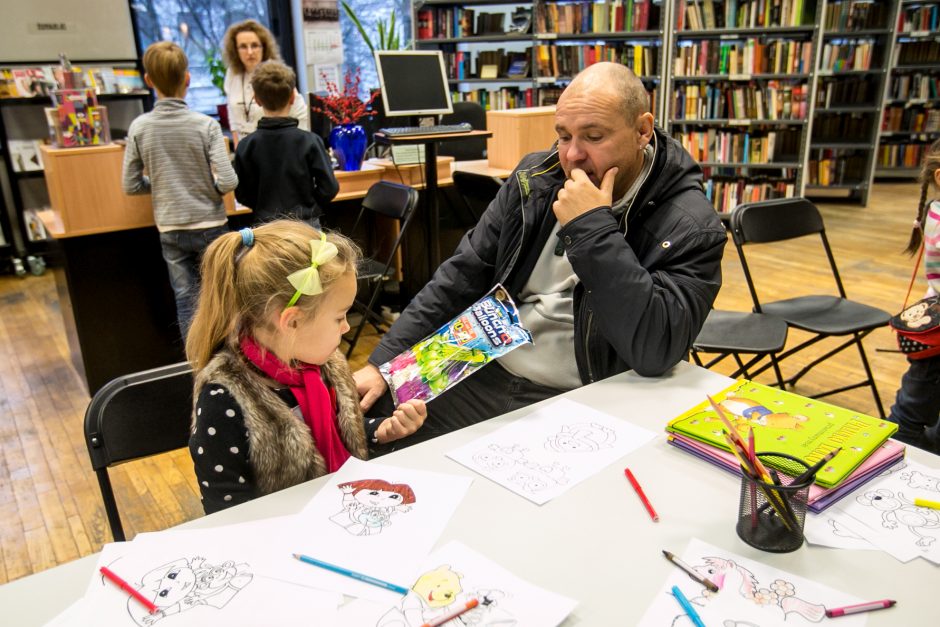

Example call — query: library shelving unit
[413,0,671,122]
[666,0,822,214]
[806,0,900,205]
[876,0,940,179]
[0,60,151,273]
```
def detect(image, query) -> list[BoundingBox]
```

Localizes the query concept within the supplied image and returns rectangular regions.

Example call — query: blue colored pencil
[292,553,409,595]
[672,585,706,627]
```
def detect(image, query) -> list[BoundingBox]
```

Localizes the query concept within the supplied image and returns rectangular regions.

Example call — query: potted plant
[312,68,377,171]
[205,48,229,130]
[340,1,404,53]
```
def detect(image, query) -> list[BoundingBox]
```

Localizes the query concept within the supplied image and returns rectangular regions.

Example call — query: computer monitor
[375,50,453,118]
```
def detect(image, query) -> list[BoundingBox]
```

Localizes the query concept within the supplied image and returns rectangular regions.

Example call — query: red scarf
[240,336,350,473]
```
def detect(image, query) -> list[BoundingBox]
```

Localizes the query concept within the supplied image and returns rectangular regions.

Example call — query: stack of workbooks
[665,380,904,513]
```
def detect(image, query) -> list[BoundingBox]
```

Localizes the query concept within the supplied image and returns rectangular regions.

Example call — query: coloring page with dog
[639,538,866,626]
[446,397,656,505]
[828,459,940,564]
[286,457,473,602]
[666,380,898,488]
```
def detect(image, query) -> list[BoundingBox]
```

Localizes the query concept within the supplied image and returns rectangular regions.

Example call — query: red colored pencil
[624,468,659,522]
[99,566,158,614]
[421,598,479,627]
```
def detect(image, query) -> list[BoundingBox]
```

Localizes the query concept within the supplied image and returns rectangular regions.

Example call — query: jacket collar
[257,116,300,130]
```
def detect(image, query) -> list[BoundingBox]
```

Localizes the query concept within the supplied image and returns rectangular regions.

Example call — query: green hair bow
[285,232,339,308]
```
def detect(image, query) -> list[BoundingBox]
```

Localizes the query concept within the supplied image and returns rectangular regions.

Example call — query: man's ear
[636,112,655,148]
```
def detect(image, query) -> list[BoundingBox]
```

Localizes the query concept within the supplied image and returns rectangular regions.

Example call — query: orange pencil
[421,598,479,627]
[624,468,659,522]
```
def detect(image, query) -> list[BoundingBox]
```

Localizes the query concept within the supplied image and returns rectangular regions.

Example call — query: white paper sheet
[804,509,878,551]
[285,457,472,602]
[447,397,656,504]
[80,536,340,626]
[639,538,867,626]
[830,459,940,564]
[338,540,577,626]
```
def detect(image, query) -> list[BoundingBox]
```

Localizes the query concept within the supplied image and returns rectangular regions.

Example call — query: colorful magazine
[666,380,898,488]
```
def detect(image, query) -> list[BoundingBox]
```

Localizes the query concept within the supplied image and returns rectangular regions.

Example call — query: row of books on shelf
[665,380,904,511]
[533,0,656,35]
[818,40,877,72]
[813,111,874,142]
[878,142,930,169]
[702,177,794,214]
[895,41,940,66]
[452,85,565,110]
[0,65,144,98]
[676,128,799,163]
[679,0,808,31]
[815,76,877,108]
[824,0,890,32]
[673,39,812,77]
[443,50,529,80]
[882,106,940,134]
[671,81,809,121]
[416,8,509,40]
[533,43,658,79]
[808,149,867,186]
[898,4,940,33]
[888,73,940,101]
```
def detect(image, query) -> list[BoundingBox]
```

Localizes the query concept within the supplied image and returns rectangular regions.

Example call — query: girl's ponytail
[186,231,246,371]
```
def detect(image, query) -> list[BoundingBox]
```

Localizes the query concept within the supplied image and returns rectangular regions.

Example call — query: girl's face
[236,31,263,74]
[289,271,356,366]
[355,488,405,508]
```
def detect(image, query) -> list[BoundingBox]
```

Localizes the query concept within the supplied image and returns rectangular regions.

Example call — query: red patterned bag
[890,246,940,359]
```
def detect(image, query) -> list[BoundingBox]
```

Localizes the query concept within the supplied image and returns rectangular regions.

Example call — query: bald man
[356,63,726,449]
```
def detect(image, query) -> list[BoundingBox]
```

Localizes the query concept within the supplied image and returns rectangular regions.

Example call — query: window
[338,1,412,101]
[129,1,271,114]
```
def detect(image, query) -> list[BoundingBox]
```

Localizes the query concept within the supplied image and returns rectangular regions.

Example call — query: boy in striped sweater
[122,41,238,337]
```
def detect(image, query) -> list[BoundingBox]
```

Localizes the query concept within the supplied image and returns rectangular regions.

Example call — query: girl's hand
[375,400,427,444]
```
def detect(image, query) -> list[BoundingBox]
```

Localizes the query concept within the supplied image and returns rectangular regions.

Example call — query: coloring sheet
[639,538,866,626]
[81,539,340,627]
[446,397,656,505]
[829,459,940,564]
[804,508,877,552]
[337,540,577,626]
[285,457,473,602]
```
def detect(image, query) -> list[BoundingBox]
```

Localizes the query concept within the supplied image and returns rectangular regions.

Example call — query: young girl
[186,221,426,513]
[888,138,940,455]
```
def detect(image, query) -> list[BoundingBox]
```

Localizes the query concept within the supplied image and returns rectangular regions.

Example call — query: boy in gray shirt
[123,41,237,337]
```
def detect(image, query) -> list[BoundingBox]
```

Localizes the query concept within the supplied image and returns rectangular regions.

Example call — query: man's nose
[564,139,587,162]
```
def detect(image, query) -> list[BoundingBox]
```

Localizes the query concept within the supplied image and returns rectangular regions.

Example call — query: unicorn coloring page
[639,539,866,626]
[448,398,655,505]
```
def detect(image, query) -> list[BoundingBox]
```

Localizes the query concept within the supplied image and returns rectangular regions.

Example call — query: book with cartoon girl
[666,380,898,488]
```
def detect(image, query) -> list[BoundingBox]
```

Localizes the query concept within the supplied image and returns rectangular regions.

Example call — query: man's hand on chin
[553,167,618,226]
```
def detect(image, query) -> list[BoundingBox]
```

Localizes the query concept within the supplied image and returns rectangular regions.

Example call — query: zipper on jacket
[499,170,530,283]
[620,134,659,232]
[583,305,595,383]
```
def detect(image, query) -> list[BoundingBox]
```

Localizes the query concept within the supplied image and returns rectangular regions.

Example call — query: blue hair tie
[239,227,254,248]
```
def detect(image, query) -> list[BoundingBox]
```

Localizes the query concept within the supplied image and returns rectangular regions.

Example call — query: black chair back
[84,362,194,541]
[438,101,488,160]
[452,170,504,223]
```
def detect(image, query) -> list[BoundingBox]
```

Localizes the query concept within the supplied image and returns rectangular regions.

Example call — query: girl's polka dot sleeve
[189,384,255,514]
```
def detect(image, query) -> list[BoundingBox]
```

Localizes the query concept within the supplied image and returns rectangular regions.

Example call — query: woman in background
[221,19,309,142]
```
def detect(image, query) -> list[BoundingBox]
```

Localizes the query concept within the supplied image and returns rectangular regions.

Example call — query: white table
[3,363,936,625]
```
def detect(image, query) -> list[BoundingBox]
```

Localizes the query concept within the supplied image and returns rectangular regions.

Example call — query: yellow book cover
[666,380,898,487]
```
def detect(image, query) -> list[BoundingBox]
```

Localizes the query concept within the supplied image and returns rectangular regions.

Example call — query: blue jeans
[159,225,229,338]
[887,354,940,454]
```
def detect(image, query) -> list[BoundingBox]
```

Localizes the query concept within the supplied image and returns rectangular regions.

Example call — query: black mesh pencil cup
[736,452,814,553]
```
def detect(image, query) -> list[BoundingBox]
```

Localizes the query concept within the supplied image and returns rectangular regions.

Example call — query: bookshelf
[0,60,150,273]
[666,0,822,214]
[876,0,940,178]
[413,0,670,122]
[807,0,899,205]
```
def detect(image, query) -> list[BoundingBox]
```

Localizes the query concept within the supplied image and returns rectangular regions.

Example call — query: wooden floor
[0,181,924,584]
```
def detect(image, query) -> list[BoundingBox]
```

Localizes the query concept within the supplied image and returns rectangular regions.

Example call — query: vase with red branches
[313,69,377,171]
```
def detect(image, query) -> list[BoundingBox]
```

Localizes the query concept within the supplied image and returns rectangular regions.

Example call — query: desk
[2,362,934,625]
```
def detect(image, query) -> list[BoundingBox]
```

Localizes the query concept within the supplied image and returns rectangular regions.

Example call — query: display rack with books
[667,0,821,214]
[414,0,668,122]
[0,58,150,272]
[806,0,899,204]
[877,0,940,178]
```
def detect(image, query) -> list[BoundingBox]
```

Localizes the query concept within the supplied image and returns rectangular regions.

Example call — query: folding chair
[437,101,488,161]
[451,170,504,225]
[730,197,891,417]
[84,362,194,541]
[344,181,420,357]
[691,309,789,387]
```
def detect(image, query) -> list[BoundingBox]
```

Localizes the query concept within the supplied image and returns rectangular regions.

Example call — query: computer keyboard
[378,122,473,137]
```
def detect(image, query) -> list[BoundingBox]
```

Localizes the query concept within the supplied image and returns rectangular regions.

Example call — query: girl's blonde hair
[186,221,360,371]
[906,138,940,255]
[221,19,281,75]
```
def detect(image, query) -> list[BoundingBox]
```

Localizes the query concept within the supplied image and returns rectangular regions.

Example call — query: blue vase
[329,123,367,171]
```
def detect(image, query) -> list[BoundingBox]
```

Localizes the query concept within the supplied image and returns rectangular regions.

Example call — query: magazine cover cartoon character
[330,479,417,536]
[127,557,252,625]
[717,397,809,431]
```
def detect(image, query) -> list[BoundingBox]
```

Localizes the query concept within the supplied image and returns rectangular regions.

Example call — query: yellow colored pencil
[914,498,940,510]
